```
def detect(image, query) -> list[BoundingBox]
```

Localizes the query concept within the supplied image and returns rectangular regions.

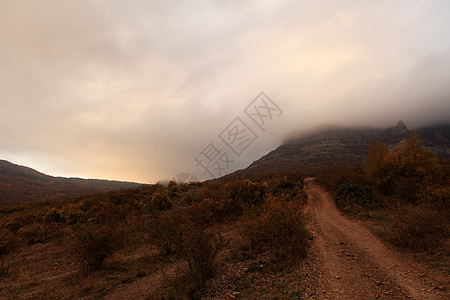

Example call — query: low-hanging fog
[1,0,449,182]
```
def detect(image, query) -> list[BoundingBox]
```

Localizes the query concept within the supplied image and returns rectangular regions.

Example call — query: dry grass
[0,173,312,298]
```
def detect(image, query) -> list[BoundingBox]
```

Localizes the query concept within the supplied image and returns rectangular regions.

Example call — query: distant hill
[234,121,450,177]
[0,160,143,206]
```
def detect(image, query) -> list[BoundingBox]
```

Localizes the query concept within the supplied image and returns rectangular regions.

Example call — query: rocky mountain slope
[0,160,143,206]
[241,121,449,175]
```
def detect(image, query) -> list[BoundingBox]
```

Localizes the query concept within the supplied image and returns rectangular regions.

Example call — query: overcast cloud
[1,0,449,182]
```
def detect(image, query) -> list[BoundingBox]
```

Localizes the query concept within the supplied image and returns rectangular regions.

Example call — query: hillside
[239,121,449,176]
[0,130,448,299]
[0,160,143,206]
[0,167,447,299]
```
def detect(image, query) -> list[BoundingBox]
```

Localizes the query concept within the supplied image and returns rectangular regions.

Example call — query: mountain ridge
[235,121,450,177]
[0,160,143,206]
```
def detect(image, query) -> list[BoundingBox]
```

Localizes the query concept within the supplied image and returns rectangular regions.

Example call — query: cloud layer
[1,0,449,182]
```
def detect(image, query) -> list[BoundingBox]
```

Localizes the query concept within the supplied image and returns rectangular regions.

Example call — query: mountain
[238,121,449,176]
[415,123,450,158]
[0,160,143,206]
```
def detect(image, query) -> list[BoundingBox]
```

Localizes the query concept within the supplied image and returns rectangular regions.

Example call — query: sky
[1,0,449,183]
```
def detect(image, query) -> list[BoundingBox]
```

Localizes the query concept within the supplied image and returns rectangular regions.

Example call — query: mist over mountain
[238,122,449,176]
[1,1,450,182]
[2,121,448,205]
[1,2,450,299]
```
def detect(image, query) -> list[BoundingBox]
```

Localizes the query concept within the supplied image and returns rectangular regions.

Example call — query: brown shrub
[315,166,367,193]
[0,258,10,280]
[0,229,18,256]
[63,208,88,225]
[165,221,222,299]
[226,179,267,205]
[200,182,229,202]
[44,208,65,223]
[185,197,241,225]
[416,184,450,212]
[267,171,305,194]
[334,182,374,211]
[364,133,443,198]
[389,205,448,252]
[147,211,185,256]
[149,189,173,211]
[239,196,309,262]
[68,224,123,274]
[150,208,223,298]
[186,199,215,225]
[178,222,221,291]
[17,223,54,245]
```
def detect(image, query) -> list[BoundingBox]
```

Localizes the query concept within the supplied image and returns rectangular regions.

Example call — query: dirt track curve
[301,178,449,299]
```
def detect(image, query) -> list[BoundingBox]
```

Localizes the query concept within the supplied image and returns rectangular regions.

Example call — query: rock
[232,291,241,297]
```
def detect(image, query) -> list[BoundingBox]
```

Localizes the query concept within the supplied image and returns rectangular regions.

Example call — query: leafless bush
[164,220,222,299]
[68,224,122,274]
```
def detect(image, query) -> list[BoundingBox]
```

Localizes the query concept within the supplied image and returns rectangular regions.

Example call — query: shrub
[0,229,18,256]
[147,211,184,256]
[239,196,309,262]
[268,171,306,202]
[213,197,242,222]
[44,208,65,223]
[166,221,222,299]
[416,184,450,212]
[315,166,367,193]
[179,222,221,288]
[201,182,229,202]
[202,197,242,223]
[63,208,88,225]
[186,199,215,226]
[5,220,22,234]
[389,205,448,252]
[0,258,10,280]
[90,203,128,225]
[18,223,54,245]
[364,133,443,198]
[149,189,172,211]
[68,224,122,274]
[334,182,374,210]
[166,181,198,208]
[226,179,267,205]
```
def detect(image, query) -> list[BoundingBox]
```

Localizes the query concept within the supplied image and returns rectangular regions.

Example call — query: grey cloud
[0,0,449,182]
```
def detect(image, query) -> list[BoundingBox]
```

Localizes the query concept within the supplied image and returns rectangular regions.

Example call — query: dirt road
[301,178,449,299]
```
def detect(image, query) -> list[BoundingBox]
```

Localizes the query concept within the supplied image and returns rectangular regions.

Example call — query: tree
[364,132,443,199]
[364,141,395,193]
[395,132,442,181]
